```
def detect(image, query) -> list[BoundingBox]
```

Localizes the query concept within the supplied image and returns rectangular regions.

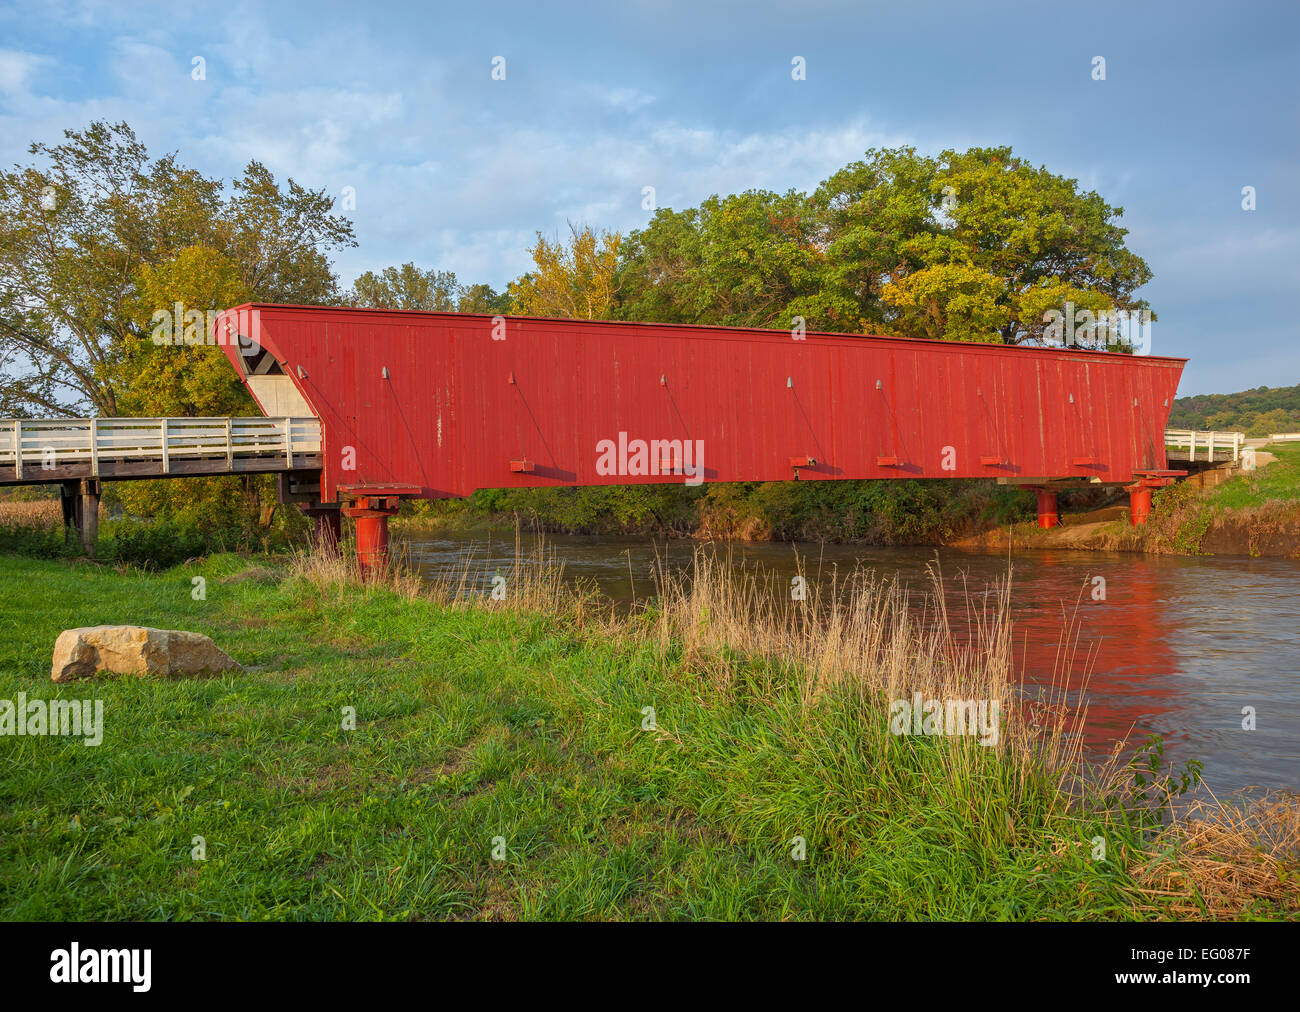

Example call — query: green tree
[116,244,255,417]
[456,283,510,314]
[349,262,463,311]
[805,146,942,331]
[617,190,826,329]
[880,263,1011,342]
[614,145,1154,347]
[920,147,1152,345]
[512,222,621,319]
[0,120,355,418]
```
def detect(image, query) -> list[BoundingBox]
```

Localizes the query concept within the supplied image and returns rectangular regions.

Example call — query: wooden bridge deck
[0,417,322,485]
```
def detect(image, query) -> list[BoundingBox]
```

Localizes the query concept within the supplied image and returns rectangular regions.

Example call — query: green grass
[1206,442,1300,509]
[0,553,1287,920]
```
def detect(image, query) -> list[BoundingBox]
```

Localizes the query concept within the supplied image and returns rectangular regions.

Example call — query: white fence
[0,417,321,480]
[1270,433,1300,442]
[1164,429,1245,463]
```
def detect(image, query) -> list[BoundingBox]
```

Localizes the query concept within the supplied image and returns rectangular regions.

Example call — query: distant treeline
[413,479,1038,544]
[1168,384,1300,437]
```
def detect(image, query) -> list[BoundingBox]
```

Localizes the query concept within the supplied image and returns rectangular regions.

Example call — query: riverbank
[953,442,1300,558]
[1,550,1295,920]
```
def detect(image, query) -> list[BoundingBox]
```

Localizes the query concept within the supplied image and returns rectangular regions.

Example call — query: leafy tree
[614,145,1154,347]
[116,244,255,417]
[617,190,825,329]
[456,283,510,314]
[349,262,463,311]
[0,121,355,418]
[880,263,1009,342]
[112,242,279,533]
[511,222,621,319]
[919,147,1153,345]
[805,146,942,331]
[348,264,511,315]
[221,160,354,305]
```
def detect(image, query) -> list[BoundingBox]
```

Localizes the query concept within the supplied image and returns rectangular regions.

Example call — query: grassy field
[0,549,1295,920]
[1206,441,1300,508]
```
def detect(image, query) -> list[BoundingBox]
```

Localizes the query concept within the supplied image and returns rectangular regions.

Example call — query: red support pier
[1034,489,1060,529]
[1125,470,1187,526]
[1128,487,1153,525]
[338,485,420,575]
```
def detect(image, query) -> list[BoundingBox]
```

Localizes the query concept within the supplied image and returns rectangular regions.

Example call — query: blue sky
[1,0,1296,395]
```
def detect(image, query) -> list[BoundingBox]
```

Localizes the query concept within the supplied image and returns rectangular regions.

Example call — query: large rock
[51,626,242,682]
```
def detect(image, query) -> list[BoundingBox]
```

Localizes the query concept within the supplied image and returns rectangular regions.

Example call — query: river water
[397,529,1299,796]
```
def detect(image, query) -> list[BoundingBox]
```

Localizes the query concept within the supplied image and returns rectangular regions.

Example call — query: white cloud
[0,48,50,96]
[0,6,920,292]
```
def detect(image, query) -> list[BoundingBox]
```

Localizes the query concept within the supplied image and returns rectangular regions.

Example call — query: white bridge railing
[0,416,321,479]
[1164,429,1244,463]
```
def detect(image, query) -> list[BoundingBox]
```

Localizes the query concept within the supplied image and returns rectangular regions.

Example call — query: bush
[0,520,76,559]
[0,500,76,559]
[100,517,210,570]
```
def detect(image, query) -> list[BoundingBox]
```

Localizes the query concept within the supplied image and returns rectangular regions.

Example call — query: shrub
[100,517,210,570]
[0,500,76,559]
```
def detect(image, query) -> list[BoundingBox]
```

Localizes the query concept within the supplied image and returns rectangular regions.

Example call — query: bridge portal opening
[232,336,317,420]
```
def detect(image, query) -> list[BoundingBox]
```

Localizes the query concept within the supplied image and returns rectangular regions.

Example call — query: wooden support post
[284,416,293,468]
[78,478,101,556]
[90,418,99,477]
[225,418,233,470]
[13,419,21,480]
[161,417,170,473]
[303,504,342,554]
[60,480,79,547]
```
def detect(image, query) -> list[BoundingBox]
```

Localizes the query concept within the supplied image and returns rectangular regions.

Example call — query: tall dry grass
[643,546,1098,815]
[1133,793,1300,917]
[0,499,62,527]
[285,529,603,628]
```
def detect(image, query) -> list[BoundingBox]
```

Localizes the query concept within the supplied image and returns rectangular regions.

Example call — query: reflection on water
[397,528,1300,795]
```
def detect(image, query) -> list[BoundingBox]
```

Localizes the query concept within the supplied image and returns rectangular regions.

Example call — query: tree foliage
[348,262,509,314]
[0,121,355,418]
[614,145,1153,346]
[117,244,254,417]
[1169,384,1300,437]
[510,222,621,319]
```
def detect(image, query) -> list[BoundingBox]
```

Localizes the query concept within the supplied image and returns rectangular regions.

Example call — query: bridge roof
[221,302,1188,365]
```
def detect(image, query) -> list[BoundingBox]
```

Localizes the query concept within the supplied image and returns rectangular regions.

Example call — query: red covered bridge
[212,304,1185,566]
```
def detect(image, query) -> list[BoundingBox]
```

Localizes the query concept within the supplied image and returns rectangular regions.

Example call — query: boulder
[51,626,242,682]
